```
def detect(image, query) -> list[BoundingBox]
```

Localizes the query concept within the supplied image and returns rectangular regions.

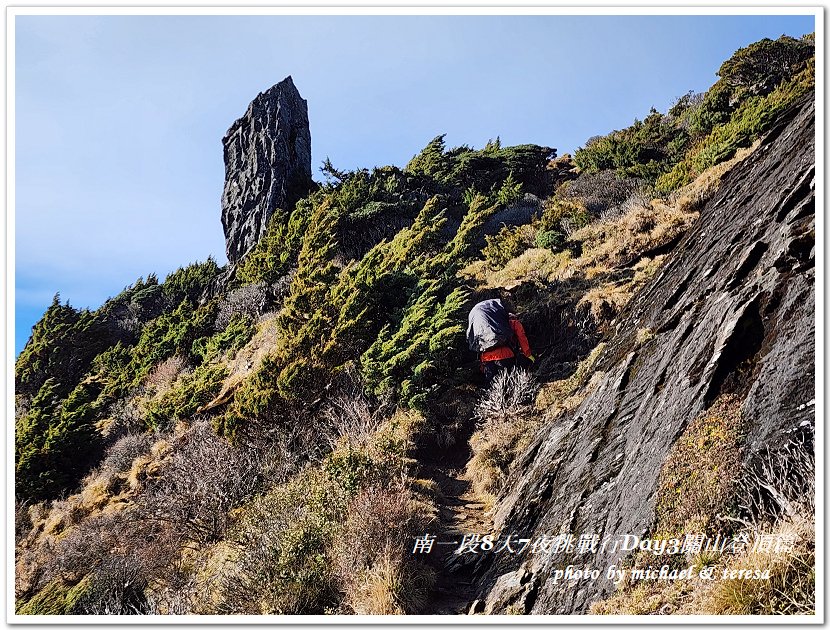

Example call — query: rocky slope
[14,35,815,616]
[469,95,815,614]
[221,76,312,264]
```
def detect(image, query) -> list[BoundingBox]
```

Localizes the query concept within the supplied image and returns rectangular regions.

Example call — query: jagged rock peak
[221,76,313,264]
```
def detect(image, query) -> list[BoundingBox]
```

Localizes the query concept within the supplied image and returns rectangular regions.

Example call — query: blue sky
[14,12,816,354]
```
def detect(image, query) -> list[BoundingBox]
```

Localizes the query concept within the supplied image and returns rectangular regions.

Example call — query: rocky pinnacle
[221,76,312,264]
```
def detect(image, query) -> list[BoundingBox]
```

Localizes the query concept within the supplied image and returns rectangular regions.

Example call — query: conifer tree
[360,280,467,408]
[278,199,339,343]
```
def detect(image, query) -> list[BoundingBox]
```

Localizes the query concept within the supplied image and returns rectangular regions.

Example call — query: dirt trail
[419,410,493,615]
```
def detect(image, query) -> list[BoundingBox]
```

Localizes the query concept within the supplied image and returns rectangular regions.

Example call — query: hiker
[466,298,535,382]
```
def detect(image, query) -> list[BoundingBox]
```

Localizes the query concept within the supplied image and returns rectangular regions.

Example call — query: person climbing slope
[466,297,535,383]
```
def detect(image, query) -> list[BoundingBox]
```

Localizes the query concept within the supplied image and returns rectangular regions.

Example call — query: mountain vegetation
[14,34,815,615]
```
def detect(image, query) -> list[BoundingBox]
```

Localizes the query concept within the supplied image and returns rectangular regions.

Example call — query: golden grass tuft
[346,549,436,615]
[592,510,815,616]
[535,342,606,414]
[571,200,698,271]
[467,415,541,500]
[577,283,632,325]
[77,472,119,513]
[126,438,173,492]
[144,355,189,396]
[704,514,815,615]
[461,249,574,289]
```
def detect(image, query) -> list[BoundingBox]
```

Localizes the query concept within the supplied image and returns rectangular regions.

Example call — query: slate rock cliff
[221,76,312,264]
[471,95,815,614]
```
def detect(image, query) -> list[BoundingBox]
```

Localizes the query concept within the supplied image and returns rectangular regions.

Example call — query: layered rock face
[472,95,815,614]
[221,76,312,264]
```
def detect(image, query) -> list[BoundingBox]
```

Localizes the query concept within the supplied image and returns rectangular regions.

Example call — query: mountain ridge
[14,34,816,616]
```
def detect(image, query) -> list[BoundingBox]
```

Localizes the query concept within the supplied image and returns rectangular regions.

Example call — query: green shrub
[224,465,340,614]
[688,81,734,138]
[277,199,339,343]
[323,446,376,496]
[495,171,523,207]
[130,300,218,379]
[538,197,591,237]
[483,225,529,268]
[535,229,566,251]
[428,194,497,276]
[96,274,165,339]
[654,395,746,536]
[16,376,106,501]
[574,108,684,181]
[216,354,282,439]
[15,295,112,399]
[13,293,226,498]
[360,282,467,409]
[236,194,319,285]
[717,35,813,98]
[144,363,229,429]
[161,257,221,304]
[191,313,254,364]
[405,135,555,198]
[656,58,814,194]
[574,35,813,191]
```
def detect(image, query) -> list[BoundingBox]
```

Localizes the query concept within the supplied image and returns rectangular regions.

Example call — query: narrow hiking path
[429,465,491,614]
[418,393,494,615]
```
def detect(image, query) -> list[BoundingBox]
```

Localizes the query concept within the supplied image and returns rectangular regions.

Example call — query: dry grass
[321,369,385,451]
[99,432,155,474]
[670,140,761,209]
[467,369,540,499]
[575,142,760,275]
[203,407,435,615]
[95,396,146,439]
[535,342,606,414]
[461,248,574,289]
[592,398,814,616]
[654,395,745,536]
[571,199,698,271]
[126,437,174,492]
[144,355,189,396]
[459,141,755,368]
[592,507,815,616]
[577,282,634,326]
[467,413,541,500]
[344,549,436,615]
[590,576,696,615]
[332,484,436,614]
[703,514,814,615]
[21,431,173,556]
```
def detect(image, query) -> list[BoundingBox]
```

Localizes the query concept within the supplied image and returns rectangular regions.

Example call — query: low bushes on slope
[214,409,436,615]
[573,34,814,194]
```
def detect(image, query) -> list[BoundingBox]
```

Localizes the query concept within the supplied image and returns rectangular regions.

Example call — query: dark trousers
[481,357,516,384]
